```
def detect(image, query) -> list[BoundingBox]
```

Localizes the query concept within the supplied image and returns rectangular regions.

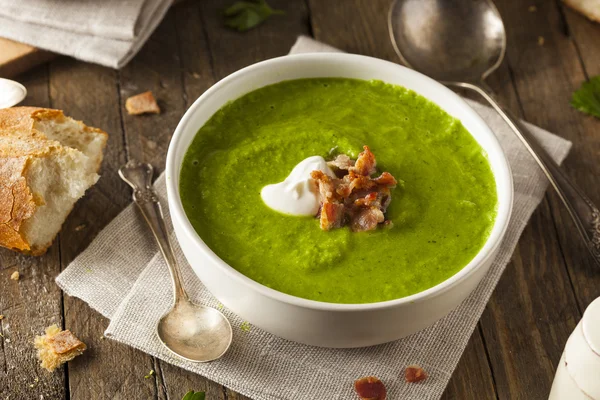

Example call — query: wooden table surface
[1,0,599,399]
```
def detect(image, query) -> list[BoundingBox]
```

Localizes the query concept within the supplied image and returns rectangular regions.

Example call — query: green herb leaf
[182,391,206,400]
[224,0,284,32]
[240,321,251,332]
[571,76,600,119]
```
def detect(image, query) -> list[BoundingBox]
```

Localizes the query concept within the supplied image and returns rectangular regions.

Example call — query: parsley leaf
[182,391,206,400]
[224,0,284,32]
[571,76,600,119]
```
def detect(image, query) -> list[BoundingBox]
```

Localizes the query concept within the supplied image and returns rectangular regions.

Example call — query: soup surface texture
[180,78,497,304]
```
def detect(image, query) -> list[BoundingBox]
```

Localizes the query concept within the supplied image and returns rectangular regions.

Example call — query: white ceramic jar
[549,297,600,400]
[166,53,514,348]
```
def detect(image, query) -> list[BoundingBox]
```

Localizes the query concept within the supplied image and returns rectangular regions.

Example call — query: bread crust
[564,0,600,23]
[0,107,107,255]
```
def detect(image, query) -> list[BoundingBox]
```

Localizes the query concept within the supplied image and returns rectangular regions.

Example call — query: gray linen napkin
[56,36,572,399]
[0,0,172,68]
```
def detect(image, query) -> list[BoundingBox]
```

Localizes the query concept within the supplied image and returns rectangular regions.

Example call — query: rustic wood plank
[118,11,186,174]
[308,0,398,62]
[158,3,226,399]
[200,0,310,80]
[552,0,600,310]
[0,64,67,400]
[111,5,222,399]
[469,1,590,398]
[440,327,497,400]
[48,57,161,399]
[480,200,580,400]
[307,2,500,398]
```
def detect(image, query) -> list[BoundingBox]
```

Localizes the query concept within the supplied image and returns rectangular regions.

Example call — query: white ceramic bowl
[166,53,513,348]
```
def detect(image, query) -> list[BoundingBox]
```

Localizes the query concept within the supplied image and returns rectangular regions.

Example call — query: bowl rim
[166,52,514,312]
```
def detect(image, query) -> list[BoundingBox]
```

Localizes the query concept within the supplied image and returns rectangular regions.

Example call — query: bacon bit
[320,202,345,230]
[372,172,397,187]
[311,170,335,201]
[354,192,378,207]
[354,376,387,400]
[405,365,427,383]
[351,146,377,176]
[312,146,398,232]
[351,207,384,232]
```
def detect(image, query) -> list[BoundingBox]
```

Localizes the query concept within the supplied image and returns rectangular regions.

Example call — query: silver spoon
[0,78,27,109]
[389,0,600,266]
[119,160,232,362]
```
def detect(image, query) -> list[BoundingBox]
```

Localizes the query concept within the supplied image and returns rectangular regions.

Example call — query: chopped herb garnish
[182,390,206,400]
[240,321,251,332]
[144,369,155,379]
[571,76,600,119]
[224,0,284,32]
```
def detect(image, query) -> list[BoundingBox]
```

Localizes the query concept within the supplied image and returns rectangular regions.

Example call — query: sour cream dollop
[261,156,335,216]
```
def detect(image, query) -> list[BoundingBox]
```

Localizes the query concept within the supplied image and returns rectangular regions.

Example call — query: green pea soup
[179,78,498,304]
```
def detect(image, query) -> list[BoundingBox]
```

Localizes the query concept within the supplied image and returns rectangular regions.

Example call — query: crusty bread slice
[564,0,600,22]
[0,107,107,255]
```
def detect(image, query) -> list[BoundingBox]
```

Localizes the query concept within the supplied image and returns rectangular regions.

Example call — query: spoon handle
[118,160,188,302]
[459,82,600,267]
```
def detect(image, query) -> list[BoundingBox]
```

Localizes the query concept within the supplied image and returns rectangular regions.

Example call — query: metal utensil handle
[118,160,188,302]
[454,81,600,266]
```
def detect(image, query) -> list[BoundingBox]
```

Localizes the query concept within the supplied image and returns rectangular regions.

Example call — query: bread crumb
[125,91,161,115]
[34,324,86,372]
[192,72,201,79]
[74,224,86,232]
[10,271,19,281]
[538,36,545,46]
[528,5,537,12]
[0,315,4,320]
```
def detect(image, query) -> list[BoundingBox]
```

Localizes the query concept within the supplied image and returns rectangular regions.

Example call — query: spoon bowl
[389,0,506,84]
[157,299,232,362]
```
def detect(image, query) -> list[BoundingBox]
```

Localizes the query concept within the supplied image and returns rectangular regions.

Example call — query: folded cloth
[0,0,172,68]
[56,36,572,400]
